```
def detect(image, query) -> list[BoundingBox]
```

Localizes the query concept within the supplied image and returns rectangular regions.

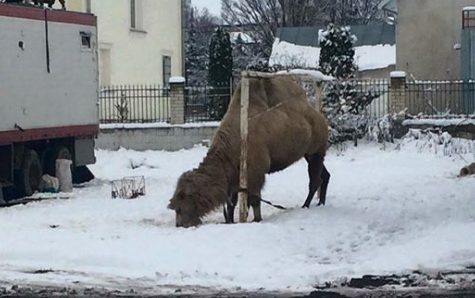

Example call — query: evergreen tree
[319,24,377,145]
[208,27,233,86]
[207,27,233,120]
[319,24,356,80]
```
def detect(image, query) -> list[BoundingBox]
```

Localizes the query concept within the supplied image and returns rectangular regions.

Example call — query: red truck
[0,3,99,202]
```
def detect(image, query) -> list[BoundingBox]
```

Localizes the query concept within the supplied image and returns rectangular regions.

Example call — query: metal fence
[321,79,390,119]
[185,83,233,122]
[406,81,475,116]
[98,79,391,125]
[99,85,170,124]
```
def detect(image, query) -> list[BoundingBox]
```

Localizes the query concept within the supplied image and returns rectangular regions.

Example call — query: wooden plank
[239,76,250,223]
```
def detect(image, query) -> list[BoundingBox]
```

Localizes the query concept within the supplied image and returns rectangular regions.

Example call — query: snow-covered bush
[368,114,395,144]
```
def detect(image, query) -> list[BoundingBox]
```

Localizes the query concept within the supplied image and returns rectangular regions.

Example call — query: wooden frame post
[239,74,250,223]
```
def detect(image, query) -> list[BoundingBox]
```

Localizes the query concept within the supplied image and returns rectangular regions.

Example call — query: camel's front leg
[224,192,238,224]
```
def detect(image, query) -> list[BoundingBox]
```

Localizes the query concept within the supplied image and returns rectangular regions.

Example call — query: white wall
[68,0,183,86]
[0,12,98,131]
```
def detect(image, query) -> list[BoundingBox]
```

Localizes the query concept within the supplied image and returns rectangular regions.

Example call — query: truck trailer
[0,3,99,202]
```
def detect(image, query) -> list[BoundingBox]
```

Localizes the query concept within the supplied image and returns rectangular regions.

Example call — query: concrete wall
[96,125,219,151]
[68,0,183,86]
[359,65,396,79]
[396,0,475,80]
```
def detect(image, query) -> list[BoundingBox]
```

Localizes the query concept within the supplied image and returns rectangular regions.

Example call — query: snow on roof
[463,6,475,11]
[269,39,396,71]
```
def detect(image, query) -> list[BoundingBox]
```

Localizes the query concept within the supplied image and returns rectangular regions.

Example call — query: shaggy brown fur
[459,163,475,177]
[168,77,329,228]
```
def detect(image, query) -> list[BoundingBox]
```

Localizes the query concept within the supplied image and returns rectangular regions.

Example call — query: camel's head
[168,170,203,228]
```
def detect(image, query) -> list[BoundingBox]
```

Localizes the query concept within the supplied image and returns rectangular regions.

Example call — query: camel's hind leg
[303,154,325,208]
[249,193,262,222]
[317,165,330,206]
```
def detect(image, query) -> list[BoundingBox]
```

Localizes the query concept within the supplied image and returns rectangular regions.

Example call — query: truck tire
[16,149,42,197]
[43,146,73,177]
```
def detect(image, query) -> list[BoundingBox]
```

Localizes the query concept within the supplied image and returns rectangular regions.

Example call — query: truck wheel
[43,146,73,176]
[16,149,42,197]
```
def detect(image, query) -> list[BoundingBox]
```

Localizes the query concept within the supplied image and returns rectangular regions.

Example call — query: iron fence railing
[98,79,393,125]
[406,80,475,116]
[185,83,234,122]
[99,85,170,124]
[321,79,390,119]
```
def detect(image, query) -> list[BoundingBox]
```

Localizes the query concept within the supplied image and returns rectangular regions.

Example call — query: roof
[275,24,396,47]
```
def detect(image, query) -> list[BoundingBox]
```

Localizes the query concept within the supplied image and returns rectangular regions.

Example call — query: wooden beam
[240,70,328,83]
[239,76,250,223]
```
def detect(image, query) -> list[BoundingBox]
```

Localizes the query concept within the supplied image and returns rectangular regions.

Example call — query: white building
[67,0,184,86]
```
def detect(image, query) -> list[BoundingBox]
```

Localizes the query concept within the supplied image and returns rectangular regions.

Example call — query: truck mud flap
[73,166,95,184]
[0,187,5,205]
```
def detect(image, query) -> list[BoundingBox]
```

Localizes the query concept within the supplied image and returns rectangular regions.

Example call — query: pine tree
[207,27,233,120]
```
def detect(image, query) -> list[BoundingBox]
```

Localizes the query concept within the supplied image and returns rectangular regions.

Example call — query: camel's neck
[199,152,230,189]
[198,134,238,195]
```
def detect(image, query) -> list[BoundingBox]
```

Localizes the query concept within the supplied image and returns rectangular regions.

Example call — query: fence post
[239,72,250,223]
[390,71,407,119]
[170,77,186,125]
[313,81,324,112]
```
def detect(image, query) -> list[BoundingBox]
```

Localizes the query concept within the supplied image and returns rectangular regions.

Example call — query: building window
[130,0,144,31]
[85,0,92,13]
[80,32,92,49]
[163,55,172,86]
[463,8,475,29]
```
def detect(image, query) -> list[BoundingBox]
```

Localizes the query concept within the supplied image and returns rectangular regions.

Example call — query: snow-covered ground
[0,139,474,295]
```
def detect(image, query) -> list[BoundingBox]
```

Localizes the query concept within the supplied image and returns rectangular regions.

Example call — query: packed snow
[269,39,396,71]
[0,138,474,294]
